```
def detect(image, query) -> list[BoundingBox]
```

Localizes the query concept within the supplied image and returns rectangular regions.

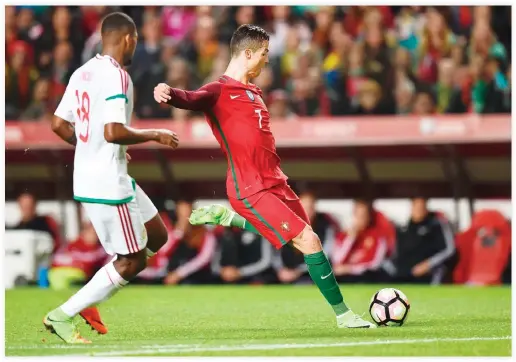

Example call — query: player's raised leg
[189,204,260,235]
[225,191,375,329]
[43,200,149,344]
[291,225,375,328]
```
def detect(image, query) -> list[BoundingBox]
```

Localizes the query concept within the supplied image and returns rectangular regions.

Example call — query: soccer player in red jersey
[154,24,375,328]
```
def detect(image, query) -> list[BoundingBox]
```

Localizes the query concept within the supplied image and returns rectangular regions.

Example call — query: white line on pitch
[42,336,512,356]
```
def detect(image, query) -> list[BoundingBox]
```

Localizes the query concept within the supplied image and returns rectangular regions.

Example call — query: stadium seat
[453,210,511,285]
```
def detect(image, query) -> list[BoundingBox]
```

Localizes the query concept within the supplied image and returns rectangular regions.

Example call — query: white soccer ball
[369,288,410,327]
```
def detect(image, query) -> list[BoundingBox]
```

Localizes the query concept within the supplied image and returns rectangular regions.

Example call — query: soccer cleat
[80,306,108,335]
[43,308,91,344]
[189,204,235,227]
[337,310,377,329]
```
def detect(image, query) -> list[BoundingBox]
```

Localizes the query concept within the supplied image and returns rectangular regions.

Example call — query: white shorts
[82,184,158,256]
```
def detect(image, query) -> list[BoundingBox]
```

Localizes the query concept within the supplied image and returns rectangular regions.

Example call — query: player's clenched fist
[154,129,179,149]
[154,83,171,103]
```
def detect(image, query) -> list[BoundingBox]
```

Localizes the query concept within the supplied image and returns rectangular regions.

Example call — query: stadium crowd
[7,191,511,289]
[6,5,512,121]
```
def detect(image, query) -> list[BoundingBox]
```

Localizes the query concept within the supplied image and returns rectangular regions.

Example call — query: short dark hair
[230,24,269,57]
[101,12,136,36]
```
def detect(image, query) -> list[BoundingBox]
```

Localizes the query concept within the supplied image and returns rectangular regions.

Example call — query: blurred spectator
[290,68,331,116]
[312,6,335,55]
[205,45,231,84]
[463,54,487,113]
[180,15,219,82]
[5,40,39,119]
[48,221,107,290]
[268,6,291,58]
[36,7,84,70]
[353,79,392,115]
[5,6,512,121]
[81,21,102,64]
[6,6,18,48]
[8,192,62,252]
[281,27,303,80]
[80,6,108,38]
[163,200,216,285]
[161,6,197,46]
[235,6,256,28]
[131,13,163,85]
[412,90,436,115]
[395,7,425,54]
[15,7,44,45]
[133,45,179,119]
[344,43,365,104]
[382,198,456,284]
[20,78,52,121]
[482,56,511,114]
[361,9,396,100]
[434,58,455,113]
[47,40,74,106]
[213,229,275,284]
[468,18,507,67]
[416,7,457,84]
[273,190,340,284]
[344,6,394,39]
[323,22,352,114]
[268,90,297,120]
[394,71,415,115]
[331,200,391,282]
[393,47,416,84]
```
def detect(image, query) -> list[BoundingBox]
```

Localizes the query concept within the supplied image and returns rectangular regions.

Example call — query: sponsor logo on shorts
[280,221,290,232]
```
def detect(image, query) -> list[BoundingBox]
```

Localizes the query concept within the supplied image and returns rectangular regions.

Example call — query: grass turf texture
[5,285,511,356]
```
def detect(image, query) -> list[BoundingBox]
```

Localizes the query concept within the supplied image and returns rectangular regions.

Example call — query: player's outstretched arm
[52,116,77,146]
[104,123,179,148]
[154,82,221,111]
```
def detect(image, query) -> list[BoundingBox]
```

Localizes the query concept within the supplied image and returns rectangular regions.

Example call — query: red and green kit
[167,75,308,248]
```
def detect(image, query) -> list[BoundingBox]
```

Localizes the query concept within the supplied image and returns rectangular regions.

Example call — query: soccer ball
[369,288,410,327]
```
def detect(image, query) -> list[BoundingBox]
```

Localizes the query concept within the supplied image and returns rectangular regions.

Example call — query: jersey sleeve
[167,82,222,111]
[54,83,76,123]
[101,68,130,125]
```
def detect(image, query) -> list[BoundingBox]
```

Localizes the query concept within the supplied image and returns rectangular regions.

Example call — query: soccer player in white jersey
[45,12,179,344]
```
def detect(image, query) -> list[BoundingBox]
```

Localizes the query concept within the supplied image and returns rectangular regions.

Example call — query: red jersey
[167,75,288,199]
[51,238,108,278]
[331,229,388,275]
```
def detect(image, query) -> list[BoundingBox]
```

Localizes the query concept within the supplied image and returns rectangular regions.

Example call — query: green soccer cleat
[43,308,91,344]
[337,310,377,329]
[189,204,235,227]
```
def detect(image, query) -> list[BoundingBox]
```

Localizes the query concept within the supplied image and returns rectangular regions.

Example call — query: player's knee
[291,225,323,255]
[114,251,147,279]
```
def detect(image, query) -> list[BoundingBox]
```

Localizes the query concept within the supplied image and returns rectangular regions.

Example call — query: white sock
[60,261,128,317]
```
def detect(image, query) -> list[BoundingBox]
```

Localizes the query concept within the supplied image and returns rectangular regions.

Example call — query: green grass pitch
[5,284,511,356]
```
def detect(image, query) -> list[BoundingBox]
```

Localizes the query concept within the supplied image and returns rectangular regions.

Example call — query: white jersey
[54,54,135,204]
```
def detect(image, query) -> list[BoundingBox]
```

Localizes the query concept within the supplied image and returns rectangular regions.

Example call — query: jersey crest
[246,90,255,102]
